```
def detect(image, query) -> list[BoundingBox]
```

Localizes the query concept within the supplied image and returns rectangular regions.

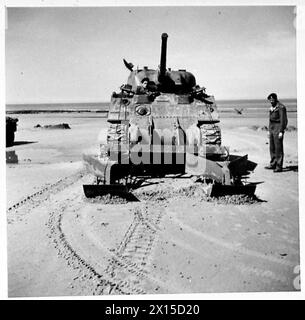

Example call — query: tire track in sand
[169,211,297,270]
[165,211,297,289]
[47,196,136,294]
[97,205,179,294]
[44,178,178,295]
[7,171,85,223]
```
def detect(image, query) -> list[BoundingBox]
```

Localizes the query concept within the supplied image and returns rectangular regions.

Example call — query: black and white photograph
[2,1,304,299]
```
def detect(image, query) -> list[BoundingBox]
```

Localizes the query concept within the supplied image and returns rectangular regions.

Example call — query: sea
[6,99,297,116]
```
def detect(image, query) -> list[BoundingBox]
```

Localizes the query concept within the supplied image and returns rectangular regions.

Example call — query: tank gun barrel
[159,33,168,81]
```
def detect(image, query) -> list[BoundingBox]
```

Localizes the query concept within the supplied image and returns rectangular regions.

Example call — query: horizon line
[6,97,298,105]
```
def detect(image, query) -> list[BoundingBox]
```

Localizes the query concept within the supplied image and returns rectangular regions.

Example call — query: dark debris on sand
[34,123,71,129]
[135,184,260,205]
[82,183,260,205]
[84,194,128,204]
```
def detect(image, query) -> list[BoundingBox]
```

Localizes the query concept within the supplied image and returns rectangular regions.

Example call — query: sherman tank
[6,116,18,147]
[83,33,257,198]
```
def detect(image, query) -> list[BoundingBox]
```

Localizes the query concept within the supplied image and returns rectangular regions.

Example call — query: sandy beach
[6,111,299,297]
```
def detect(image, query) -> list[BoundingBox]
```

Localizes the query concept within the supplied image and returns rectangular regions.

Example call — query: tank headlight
[135,105,151,116]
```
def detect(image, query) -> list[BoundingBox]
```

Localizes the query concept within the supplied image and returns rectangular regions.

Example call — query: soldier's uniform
[136,86,148,95]
[268,102,288,170]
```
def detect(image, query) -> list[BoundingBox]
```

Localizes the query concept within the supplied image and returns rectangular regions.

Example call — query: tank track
[199,124,221,145]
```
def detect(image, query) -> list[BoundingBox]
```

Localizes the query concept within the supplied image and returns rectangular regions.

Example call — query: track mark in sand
[7,171,86,223]
[170,212,297,268]
[168,213,297,288]
[46,193,136,295]
[75,204,182,295]
[46,185,172,295]
[98,205,171,295]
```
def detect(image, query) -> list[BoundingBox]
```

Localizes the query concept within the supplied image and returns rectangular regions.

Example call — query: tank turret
[157,33,196,93]
[124,34,196,94]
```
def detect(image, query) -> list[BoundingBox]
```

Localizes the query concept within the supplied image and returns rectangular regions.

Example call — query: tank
[6,116,18,147]
[83,33,257,198]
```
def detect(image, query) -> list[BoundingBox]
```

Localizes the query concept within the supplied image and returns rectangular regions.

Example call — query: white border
[0,2,8,302]
[1,0,304,300]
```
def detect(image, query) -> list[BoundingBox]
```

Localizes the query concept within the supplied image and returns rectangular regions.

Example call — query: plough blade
[83,184,138,201]
[209,183,257,198]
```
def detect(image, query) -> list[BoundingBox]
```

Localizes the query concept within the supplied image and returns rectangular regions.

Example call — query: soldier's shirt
[269,102,288,133]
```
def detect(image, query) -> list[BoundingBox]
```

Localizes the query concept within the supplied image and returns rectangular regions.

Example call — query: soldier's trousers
[269,123,284,169]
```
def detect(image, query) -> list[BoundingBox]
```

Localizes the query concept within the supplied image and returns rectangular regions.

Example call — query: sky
[5,5,297,103]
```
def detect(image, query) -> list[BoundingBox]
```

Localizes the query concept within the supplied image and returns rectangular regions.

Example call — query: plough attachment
[82,151,258,199]
[83,184,127,198]
[206,183,257,198]
[83,184,139,201]
[185,153,257,197]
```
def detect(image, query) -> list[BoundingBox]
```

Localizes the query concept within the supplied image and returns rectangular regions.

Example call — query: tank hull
[83,34,257,199]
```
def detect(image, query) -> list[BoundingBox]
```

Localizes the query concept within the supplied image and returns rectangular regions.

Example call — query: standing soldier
[265,93,288,172]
